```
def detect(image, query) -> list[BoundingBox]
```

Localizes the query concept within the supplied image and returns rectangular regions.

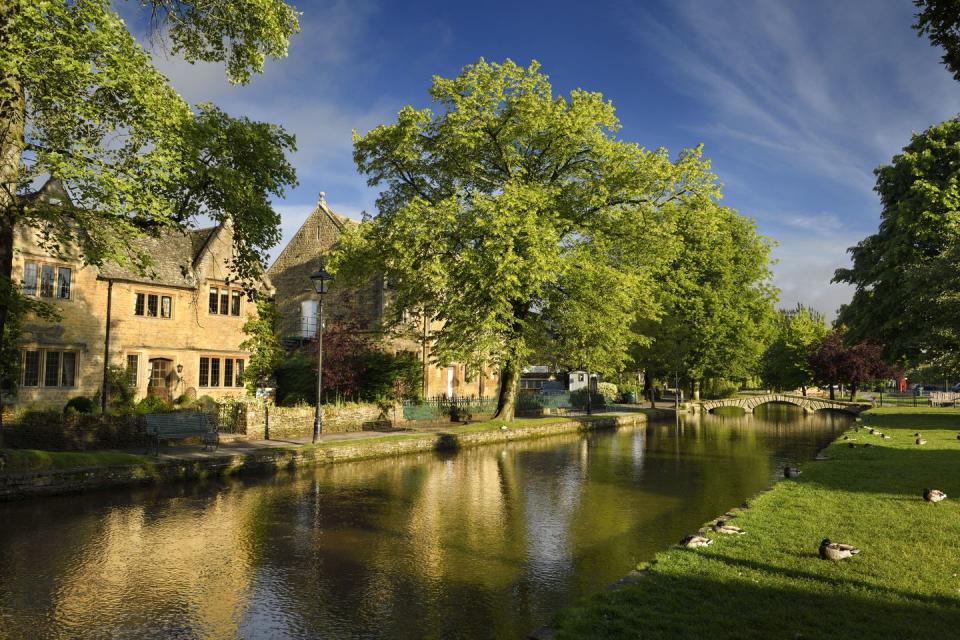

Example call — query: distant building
[267,193,498,399]
[11,179,262,409]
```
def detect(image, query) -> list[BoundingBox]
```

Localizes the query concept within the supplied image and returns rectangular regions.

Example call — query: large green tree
[0,0,299,422]
[331,59,718,420]
[914,0,960,80]
[834,118,960,371]
[760,304,828,395]
[631,202,777,400]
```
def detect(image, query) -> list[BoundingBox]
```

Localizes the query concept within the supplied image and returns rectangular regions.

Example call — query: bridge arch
[696,394,869,415]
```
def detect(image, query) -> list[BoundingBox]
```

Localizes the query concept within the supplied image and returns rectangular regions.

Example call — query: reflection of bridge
[696,394,871,415]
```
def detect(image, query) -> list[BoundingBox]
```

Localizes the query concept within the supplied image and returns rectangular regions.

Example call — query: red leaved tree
[807,329,893,400]
[320,319,372,402]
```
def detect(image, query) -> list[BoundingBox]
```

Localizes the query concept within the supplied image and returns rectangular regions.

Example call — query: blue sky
[137,0,960,317]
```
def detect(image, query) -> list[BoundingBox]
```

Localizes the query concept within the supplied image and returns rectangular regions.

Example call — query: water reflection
[0,404,848,639]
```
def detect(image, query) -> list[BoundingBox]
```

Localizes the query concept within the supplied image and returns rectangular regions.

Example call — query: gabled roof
[98,226,219,288]
[267,192,355,275]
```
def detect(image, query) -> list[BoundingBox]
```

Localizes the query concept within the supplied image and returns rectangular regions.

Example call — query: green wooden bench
[145,412,219,455]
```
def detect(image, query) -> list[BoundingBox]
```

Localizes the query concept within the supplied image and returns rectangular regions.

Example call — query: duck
[680,534,714,549]
[914,432,921,437]
[499,425,508,431]
[872,431,884,437]
[956,433,960,440]
[882,434,892,440]
[712,523,746,535]
[784,466,802,478]
[814,454,830,461]
[924,488,947,503]
[819,539,860,561]
[848,443,857,448]
[916,437,928,445]
[864,443,876,448]
[868,428,877,435]
[843,435,850,440]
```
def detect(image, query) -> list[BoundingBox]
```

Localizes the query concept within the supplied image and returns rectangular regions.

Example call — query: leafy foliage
[240,296,285,394]
[760,304,828,393]
[807,329,893,400]
[834,118,960,371]
[632,203,778,394]
[914,0,960,81]
[332,59,720,419]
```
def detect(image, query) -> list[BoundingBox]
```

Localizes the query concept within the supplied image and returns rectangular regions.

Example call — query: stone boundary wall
[236,402,392,439]
[0,412,670,501]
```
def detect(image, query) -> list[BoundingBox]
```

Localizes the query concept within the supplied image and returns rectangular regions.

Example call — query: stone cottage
[267,193,498,399]
[12,179,263,409]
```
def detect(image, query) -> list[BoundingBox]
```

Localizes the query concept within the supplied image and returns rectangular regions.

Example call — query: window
[40,265,54,297]
[44,351,60,387]
[135,293,172,319]
[224,359,233,388]
[210,286,242,316]
[127,354,139,388]
[146,294,158,317]
[57,267,71,299]
[210,358,220,387]
[22,351,40,387]
[61,352,76,387]
[199,357,210,387]
[22,262,38,296]
[148,359,170,390]
[235,360,245,387]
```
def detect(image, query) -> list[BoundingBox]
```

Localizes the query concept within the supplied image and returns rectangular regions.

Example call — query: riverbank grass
[0,448,153,473]
[552,407,960,639]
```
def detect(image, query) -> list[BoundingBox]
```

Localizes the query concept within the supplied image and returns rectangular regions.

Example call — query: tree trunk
[692,379,701,402]
[829,384,835,401]
[493,358,518,421]
[849,383,857,402]
[801,385,807,397]
[0,34,25,438]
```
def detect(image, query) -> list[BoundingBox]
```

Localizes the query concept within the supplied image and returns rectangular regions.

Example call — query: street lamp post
[310,266,333,443]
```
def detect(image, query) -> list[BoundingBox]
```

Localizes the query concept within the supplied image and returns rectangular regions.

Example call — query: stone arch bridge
[695,394,871,415]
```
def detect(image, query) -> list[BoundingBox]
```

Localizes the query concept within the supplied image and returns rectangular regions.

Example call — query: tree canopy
[331,59,721,419]
[834,118,960,371]
[631,202,777,398]
[914,0,960,81]
[760,304,828,394]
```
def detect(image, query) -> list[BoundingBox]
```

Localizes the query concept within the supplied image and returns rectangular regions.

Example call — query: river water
[0,404,849,639]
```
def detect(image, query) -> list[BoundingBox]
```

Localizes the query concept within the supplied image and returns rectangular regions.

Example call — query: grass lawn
[0,448,154,473]
[552,407,960,639]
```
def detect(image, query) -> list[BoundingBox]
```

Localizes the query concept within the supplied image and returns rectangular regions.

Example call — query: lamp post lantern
[310,266,333,443]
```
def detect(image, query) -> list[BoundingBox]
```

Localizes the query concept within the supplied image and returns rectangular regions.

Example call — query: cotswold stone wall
[240,402,392,439]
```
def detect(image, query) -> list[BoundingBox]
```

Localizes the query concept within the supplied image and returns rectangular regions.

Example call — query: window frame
[57,267,71,299]
[22,350,40,387]
[146,293,158,317]
[22,262,38,296]
[199,356,210,387]
[126,354,139,388]
[209,357,221,387]
[235,359,245,387]
[21,349,78,388]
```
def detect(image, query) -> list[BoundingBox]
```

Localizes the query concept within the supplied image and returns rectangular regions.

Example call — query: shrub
[570,389,605,410]
[135,394,173,414]
[101,365,135,410]
[618,383,642,403]
[702,378,739,400]
[596,382,618,404]
[64,396,96,414]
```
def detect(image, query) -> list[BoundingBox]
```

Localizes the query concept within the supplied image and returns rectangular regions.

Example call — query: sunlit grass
[0,448,153,473]
[552,407,960,639]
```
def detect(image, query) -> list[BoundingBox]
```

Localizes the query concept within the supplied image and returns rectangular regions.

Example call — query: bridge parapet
[694,394,870,415]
